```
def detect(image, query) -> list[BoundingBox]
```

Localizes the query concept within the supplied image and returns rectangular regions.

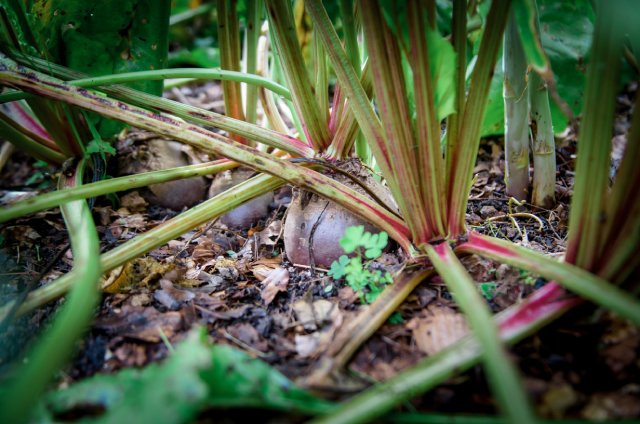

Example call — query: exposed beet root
[117,133,206,210]
[208,168,274,229]
[283,160,396,268]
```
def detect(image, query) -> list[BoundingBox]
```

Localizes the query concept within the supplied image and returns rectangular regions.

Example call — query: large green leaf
[28,0,170,137]
[34,328,331,423]
[481,0,594,136]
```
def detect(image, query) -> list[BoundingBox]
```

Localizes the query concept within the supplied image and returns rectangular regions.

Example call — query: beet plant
[0,0,638,423]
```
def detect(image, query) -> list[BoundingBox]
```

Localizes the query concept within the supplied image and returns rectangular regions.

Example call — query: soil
[0,81,637,422]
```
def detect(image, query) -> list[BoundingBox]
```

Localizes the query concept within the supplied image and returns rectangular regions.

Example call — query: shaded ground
[0,82,638,421]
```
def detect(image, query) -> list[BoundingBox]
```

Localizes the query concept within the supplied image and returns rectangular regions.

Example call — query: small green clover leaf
[329,226,393,304]
[364,232,388,259]
[339,225,366,253]
[328,255,350,280]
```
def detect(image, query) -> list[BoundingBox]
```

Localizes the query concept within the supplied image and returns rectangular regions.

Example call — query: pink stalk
[2,102,53,143]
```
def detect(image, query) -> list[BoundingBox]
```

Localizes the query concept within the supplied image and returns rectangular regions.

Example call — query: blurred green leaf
[35,329,211,423]
[34,328,331,422]
[339,225,365,253]
[201,344,331,414]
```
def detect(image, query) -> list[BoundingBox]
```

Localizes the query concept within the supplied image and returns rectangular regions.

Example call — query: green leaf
[513,0,550,75]
[339,225,365,253]
[328,255,350,280]
[200,345,331,413]
[29,0,171,138]
[85,139,116,156]
[364,231,388,259]
[35,329,212,423]
[479,282,498,300]
[34,328,331,422]
[427,28,457,121]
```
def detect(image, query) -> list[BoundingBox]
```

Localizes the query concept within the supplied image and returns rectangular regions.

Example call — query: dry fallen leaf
[254,220,282,246]
[120,191,148,212]
[101,257,175,293]
[94,305,183,343]
[293,299,335,331]
[407,304,468,356]
[154,279,196,310]
[260,267,289,305]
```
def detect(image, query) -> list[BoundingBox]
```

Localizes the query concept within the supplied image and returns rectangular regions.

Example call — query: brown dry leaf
[582,389,640,420]
[153,279,196,310]
[227,322,269,352]
[254,220,282,246]
[120,191,148,212]
[539,383,579,419]
[94,305,183,343]
[293,299,335,331]
[295,334,320,358]
[101,257,175,293]
[113,212,147,230]
[260,267,289,305]
[407,304,468,355]
[294,303,345,358]
[191,236,225,261]
[214,257,239,280]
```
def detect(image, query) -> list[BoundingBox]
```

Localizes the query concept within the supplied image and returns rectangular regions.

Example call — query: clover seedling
[328,225,392,303]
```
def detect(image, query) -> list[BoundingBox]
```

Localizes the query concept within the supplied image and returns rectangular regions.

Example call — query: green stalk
[0,141,14,172]
[426,243,537,424]
[0,55,412,249]
[266,0,331,151]
[3,174,283,319]
[324,61,372,160]
[565,0,627,269]
[338,0,360,72]
[305,0,390,174]
[337,0,369,161]
[445,0,467,180]
[312,30,329,123]
[244,0,262,125]
[217,0,246,137]
[311,277,571,424]
[598,93,640,281]
[0,160,236,223]
[503,9,530,202]
[1,52,314,157]
[407,0,447,241]
[359,1,430,243]
[169,3,214,26]
[447,0,510,236]
[0,159,101,424]
[0,115,65,164]
[458,232,640,326]
[69,68,292,100]
[529,70,556,208]
[0,68,292,102]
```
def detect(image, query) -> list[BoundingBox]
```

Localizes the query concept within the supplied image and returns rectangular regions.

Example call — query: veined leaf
[29,0,171,138]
